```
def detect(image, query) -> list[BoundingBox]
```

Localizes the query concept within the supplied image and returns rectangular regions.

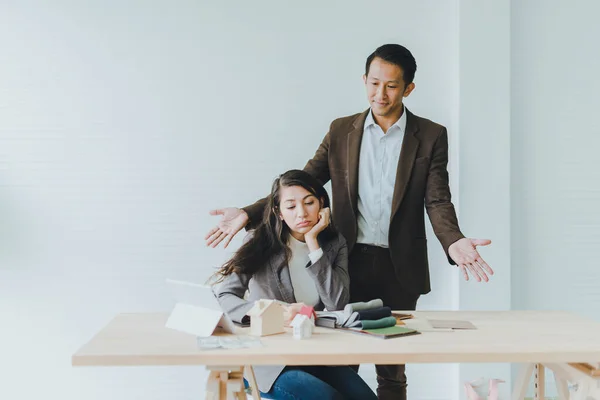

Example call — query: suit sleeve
[214,271,254,324]
[302,123,333,186]
[305,234,350,311]
[213,232,256,323]
[242,123,334,230]
[425,127,465,265]
[242,197,269,231]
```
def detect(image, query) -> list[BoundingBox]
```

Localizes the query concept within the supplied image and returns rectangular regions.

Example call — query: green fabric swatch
[363,325,417,336]
[360,316,397,329]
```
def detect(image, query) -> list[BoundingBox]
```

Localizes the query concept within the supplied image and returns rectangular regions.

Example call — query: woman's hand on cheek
[305,207,330,240]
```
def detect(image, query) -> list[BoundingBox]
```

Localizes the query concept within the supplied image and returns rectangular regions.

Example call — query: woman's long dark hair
[214,169,336,282]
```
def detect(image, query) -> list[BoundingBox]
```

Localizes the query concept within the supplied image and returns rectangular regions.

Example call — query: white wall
[0,1,461,399]
[511,0,600,396]
[457,1,512,398]
[511,0,600,318]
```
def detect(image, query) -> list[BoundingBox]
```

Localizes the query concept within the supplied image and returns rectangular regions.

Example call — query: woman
[213,169,376,400]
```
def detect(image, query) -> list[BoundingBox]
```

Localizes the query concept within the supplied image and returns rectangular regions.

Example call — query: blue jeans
[256,365,377,400]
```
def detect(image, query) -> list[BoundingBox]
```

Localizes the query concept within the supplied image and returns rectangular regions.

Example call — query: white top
[356,108,407,247]
[287,235,322,306]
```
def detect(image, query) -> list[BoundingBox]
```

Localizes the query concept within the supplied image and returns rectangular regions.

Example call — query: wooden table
[72,310,600,400]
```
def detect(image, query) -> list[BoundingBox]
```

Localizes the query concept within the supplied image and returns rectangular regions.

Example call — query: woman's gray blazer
[214,231,349,393]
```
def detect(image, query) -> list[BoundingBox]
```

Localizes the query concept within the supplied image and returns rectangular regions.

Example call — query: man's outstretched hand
[448,238,494,282]
[205,207,249,248]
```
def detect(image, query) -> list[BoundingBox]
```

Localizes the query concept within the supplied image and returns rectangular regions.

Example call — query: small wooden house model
[246,299,284,337]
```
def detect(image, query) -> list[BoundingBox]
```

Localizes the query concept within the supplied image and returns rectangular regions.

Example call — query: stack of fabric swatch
[315,299,396,329]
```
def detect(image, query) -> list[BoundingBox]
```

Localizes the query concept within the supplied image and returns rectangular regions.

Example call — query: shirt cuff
[308,248,323,265]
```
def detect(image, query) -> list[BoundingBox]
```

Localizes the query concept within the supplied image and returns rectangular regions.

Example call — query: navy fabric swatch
[356,306,392,321]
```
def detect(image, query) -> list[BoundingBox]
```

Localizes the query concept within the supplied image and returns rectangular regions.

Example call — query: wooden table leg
[244,365,262,400]
[534,363,545,400]
[552,370,570,400]
[512,363,534,400]
[227,370,246,400]
[205,366,247,400]
[206,370,222,400]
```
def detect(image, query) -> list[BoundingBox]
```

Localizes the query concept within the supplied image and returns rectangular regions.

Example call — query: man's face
[363,57,415,119]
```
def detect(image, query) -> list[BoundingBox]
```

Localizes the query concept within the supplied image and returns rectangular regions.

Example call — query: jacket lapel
[347,110,370,214]
[391,108,420,220]
[269,251,296,304]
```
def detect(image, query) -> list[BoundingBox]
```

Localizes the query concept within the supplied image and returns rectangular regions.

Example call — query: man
[205,44,494,400]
